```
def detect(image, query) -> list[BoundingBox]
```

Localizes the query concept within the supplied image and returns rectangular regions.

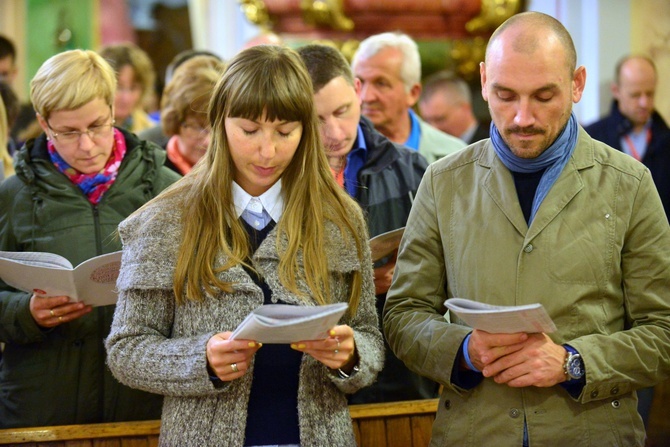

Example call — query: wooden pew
[0,399,439,447]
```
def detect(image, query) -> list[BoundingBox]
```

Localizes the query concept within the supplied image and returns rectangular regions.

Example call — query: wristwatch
[563,345,585,380]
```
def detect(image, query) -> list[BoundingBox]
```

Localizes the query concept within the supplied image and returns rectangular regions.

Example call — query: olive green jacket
[384,128,670,446]
[0,130,181,428]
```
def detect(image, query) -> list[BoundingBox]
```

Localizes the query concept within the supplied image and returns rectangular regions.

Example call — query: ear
[36,113,50,136]
[572,65,587,103]
[353,78,362,105]
[610,80,620,101]
[408,83,422,107]
[480,62,489,102]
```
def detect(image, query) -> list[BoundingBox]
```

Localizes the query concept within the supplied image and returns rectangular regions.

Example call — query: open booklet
[369,227,404,263]
[0,250,122,307]
[230,302,348,344]
[444,297,557,334]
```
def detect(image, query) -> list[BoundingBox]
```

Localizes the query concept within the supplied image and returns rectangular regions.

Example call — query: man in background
[297,44,438,404]
[351,32,465,164]
[585,55,670,215]
[419,70,490,144]
[584,54,670,428]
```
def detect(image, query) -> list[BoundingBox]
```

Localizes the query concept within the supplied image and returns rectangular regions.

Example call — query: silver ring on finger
[334,340,340,354]
[231,363,239,373]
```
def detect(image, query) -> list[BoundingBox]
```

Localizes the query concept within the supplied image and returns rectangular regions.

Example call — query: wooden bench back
[0,399,439,447]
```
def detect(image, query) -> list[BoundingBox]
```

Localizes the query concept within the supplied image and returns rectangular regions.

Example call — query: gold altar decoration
[237,0,523,80]
[301,0,354,32]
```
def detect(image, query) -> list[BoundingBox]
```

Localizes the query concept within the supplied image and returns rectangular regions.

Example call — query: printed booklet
[0,250,122,306]
[230,302,348,344]
[369,227,405,262]
[444,297,557,333]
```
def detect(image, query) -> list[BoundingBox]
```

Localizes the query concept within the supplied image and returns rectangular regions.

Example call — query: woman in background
[0,93,12,180]
[0,49,180,428]
[99,42,156,134]
[159,55,225,174]
[106,45,383,447]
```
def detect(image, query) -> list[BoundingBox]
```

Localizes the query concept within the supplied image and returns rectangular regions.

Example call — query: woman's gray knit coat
[105,195,384,446]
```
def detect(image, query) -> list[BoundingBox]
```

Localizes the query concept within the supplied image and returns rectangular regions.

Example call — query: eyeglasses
[47,119,115,145]
[181,122,211,139]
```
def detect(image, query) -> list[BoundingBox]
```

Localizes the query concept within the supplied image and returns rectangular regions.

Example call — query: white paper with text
[0,251,122,306]
[230,302,348,343]
[444,297,556,333]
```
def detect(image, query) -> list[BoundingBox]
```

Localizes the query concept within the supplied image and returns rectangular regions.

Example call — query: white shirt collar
[233,179,284,222]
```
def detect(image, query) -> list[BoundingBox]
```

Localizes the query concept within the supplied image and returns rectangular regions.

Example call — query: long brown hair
[154,45,365,314]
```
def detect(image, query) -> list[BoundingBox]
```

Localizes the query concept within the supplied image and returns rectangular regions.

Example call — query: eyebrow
[50,115,108,132]
[491,82,560,95]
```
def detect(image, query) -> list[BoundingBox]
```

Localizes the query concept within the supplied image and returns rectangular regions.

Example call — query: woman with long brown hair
[106,45,383,447]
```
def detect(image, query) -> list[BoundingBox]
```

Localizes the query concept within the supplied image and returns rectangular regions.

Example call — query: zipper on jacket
[92,206,104,255]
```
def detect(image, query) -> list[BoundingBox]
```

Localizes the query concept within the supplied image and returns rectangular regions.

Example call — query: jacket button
[524,244,534,253]
[610,386,619,395]
[611,400,620,409]
[590,390,599,398]
[444,400,451,410]
[509,408,521,418]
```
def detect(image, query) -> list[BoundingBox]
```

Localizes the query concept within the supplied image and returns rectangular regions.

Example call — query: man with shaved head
[384,11,670,446]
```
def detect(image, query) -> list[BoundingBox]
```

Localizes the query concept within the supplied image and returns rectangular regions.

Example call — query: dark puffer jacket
[0,129,181,428]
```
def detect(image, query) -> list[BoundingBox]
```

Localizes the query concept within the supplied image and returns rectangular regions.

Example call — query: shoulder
[417,117,467,160]
[324,200,369,271]
[586,131,648,179]
[117,195,184,290]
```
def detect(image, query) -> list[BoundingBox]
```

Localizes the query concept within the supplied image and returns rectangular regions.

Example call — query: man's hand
[469,330,567,388]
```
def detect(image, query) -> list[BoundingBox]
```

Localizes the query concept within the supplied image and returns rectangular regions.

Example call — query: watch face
[569,357,584,378]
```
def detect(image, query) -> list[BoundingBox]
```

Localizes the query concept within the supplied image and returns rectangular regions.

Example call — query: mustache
[506,126,545,135]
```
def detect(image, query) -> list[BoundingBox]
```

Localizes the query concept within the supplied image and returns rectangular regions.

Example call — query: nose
[359,82,376,103]
[513,98,535,128]
[259,133,277,159]
[639,94,654,109]
[78,131,96,150]
[322,118,345,144]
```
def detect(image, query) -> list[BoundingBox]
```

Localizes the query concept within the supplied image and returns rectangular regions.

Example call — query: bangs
[225,52,313,124]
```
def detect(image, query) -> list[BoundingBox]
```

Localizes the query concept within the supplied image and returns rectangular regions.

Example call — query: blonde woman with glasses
[0,49,181,429]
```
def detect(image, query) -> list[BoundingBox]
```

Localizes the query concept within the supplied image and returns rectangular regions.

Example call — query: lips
[254,165,276,176]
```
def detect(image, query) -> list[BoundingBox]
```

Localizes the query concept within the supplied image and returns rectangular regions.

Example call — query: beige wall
[631,0,670,123]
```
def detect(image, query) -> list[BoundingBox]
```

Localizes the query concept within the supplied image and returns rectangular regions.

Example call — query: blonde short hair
[30,49,116,119]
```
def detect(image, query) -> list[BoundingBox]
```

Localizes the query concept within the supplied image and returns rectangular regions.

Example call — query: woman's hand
[30,293,93,328]
[291,325,357,371]
[206,331,262,381]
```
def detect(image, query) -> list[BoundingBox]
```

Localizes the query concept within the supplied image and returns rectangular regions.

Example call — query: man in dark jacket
[297,44,439,404]
[584,54,670,427]
[585,55,670,215]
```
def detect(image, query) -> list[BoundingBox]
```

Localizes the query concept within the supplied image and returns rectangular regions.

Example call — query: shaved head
[486,12,577,75]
